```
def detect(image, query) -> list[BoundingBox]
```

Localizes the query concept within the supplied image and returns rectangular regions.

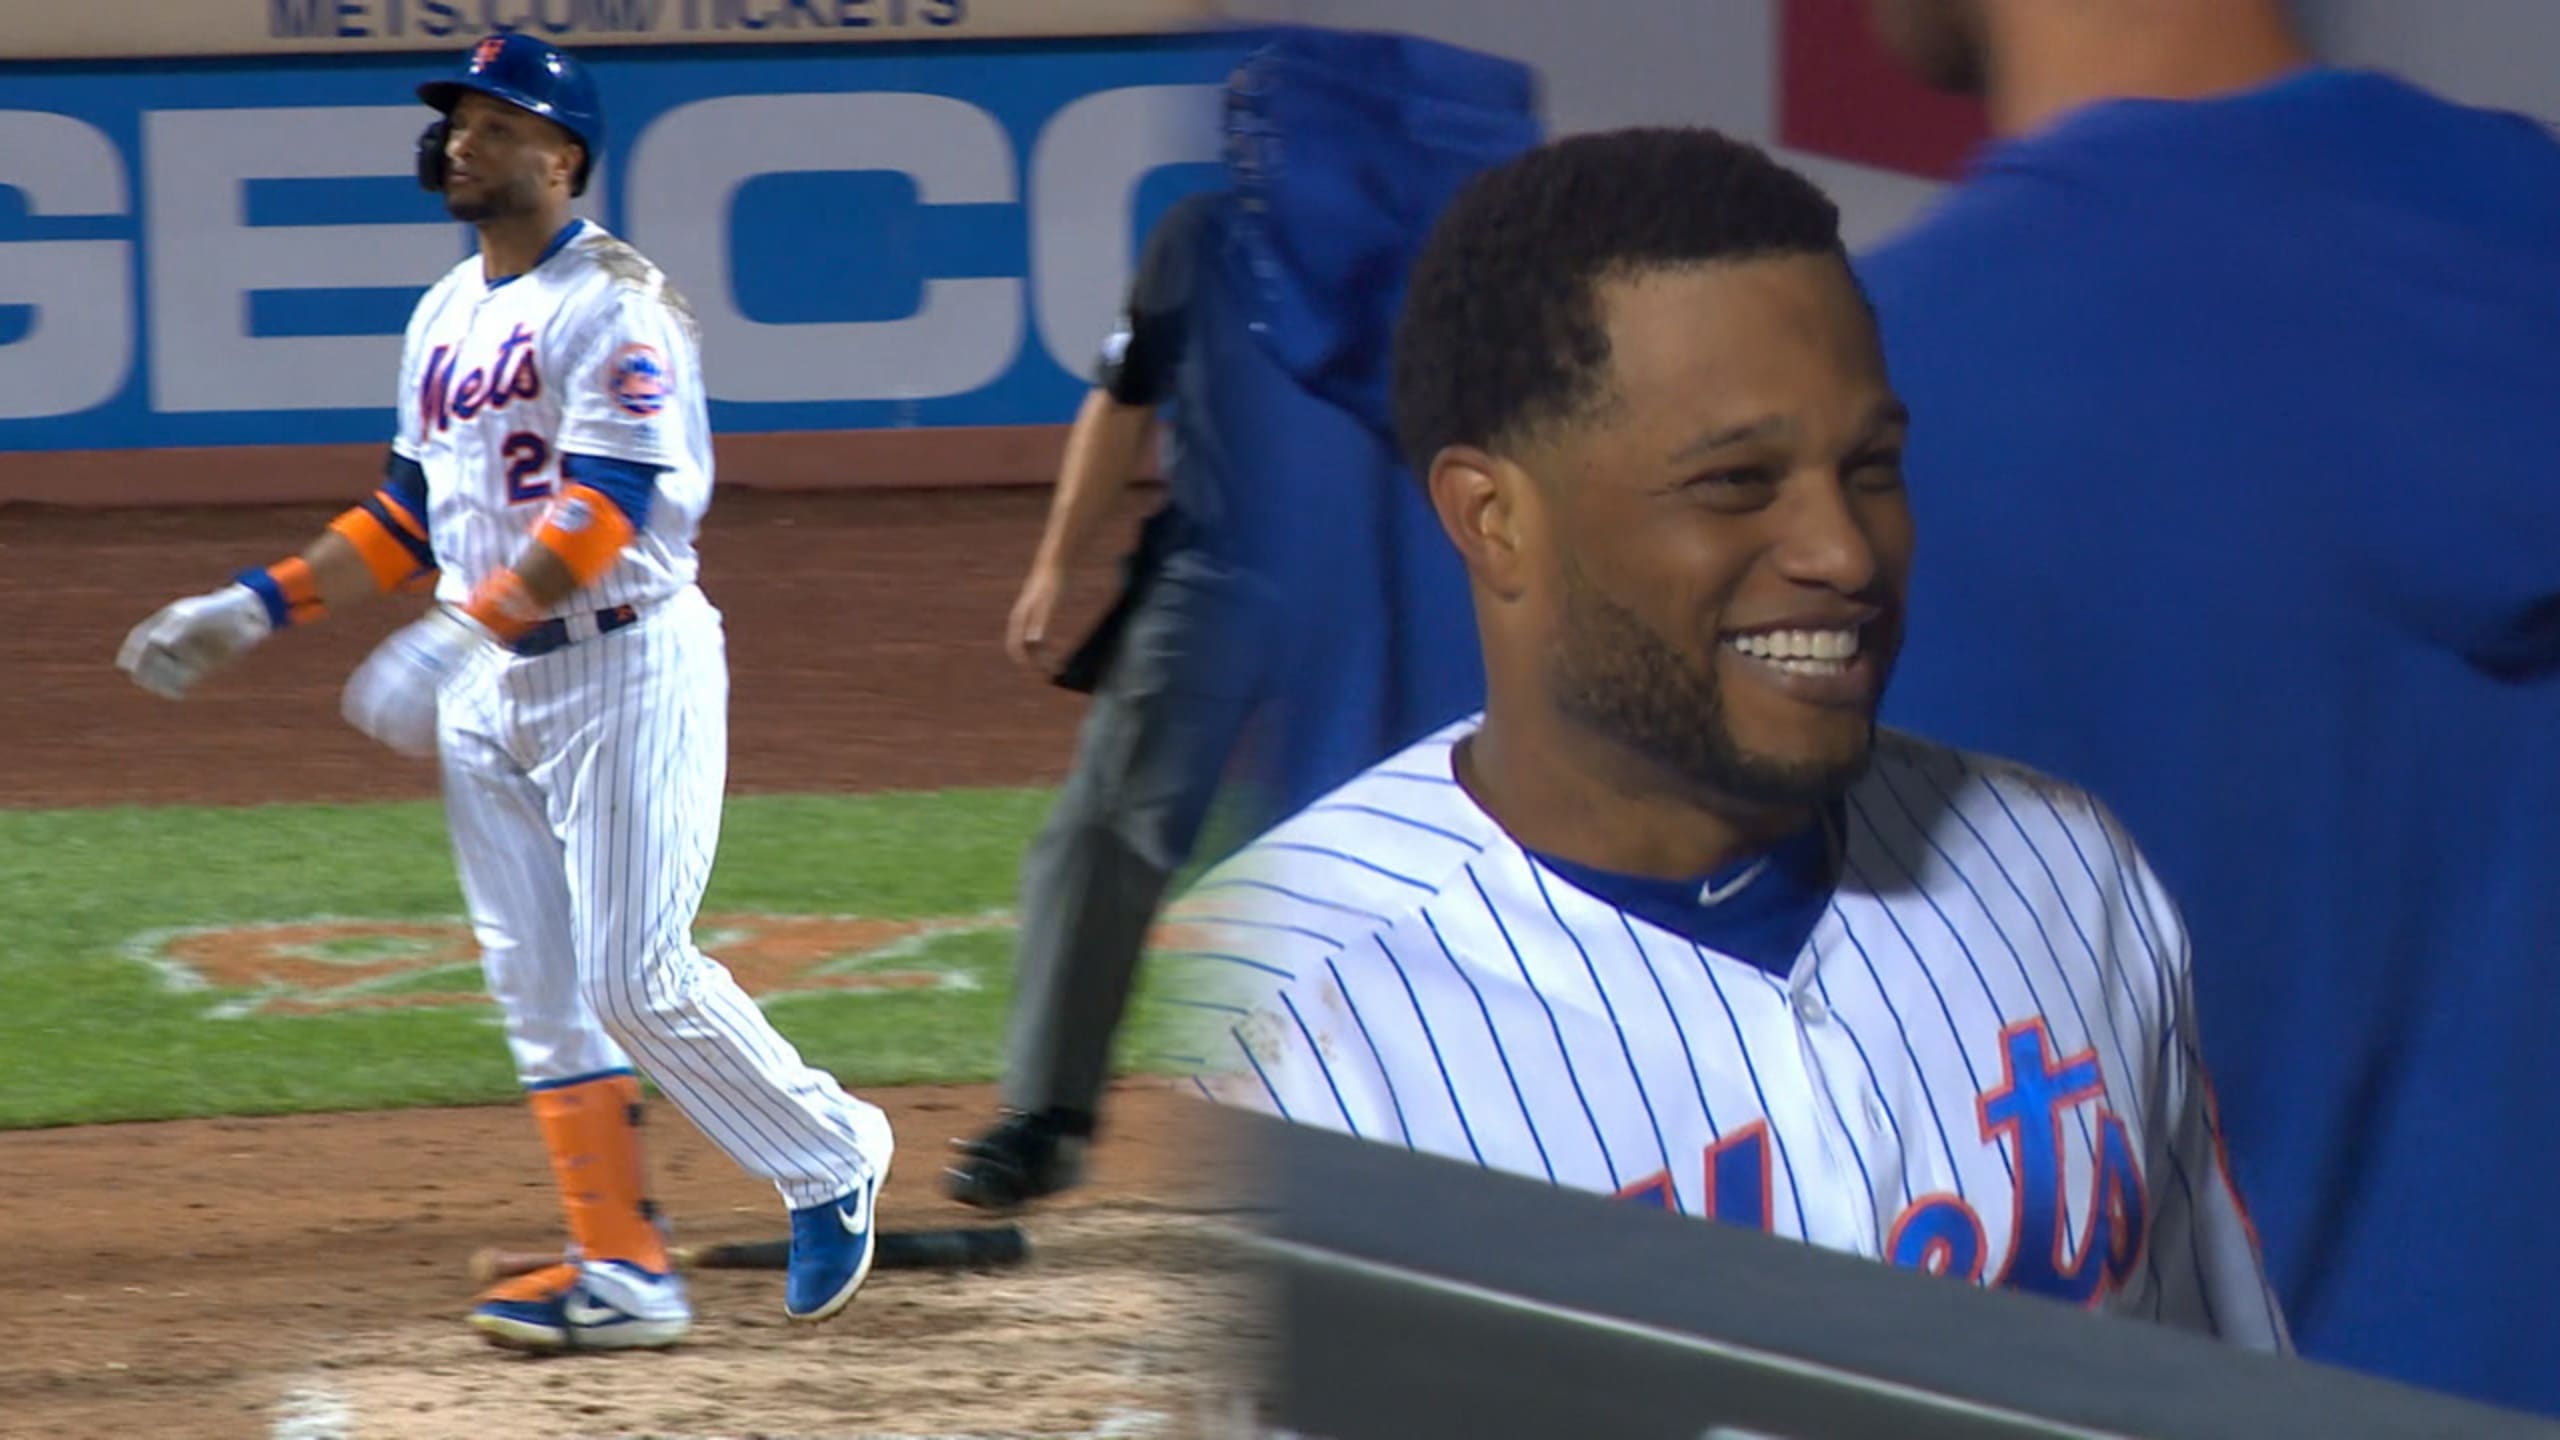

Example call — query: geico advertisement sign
[0,43,1234,450]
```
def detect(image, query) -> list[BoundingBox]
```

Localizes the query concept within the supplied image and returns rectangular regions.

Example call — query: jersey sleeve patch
[608,342,673,418]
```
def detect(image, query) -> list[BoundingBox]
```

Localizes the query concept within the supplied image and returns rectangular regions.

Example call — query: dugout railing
[1228,1110,2560,1440]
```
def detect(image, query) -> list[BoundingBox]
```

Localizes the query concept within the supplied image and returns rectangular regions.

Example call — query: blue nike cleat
[786,1160,890,1324]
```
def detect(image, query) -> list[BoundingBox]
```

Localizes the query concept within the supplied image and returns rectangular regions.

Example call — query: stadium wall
[0,2,1234,504]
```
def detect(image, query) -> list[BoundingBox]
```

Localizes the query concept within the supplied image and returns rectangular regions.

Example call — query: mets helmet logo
[609,343,670,418]
[470,35,507,71]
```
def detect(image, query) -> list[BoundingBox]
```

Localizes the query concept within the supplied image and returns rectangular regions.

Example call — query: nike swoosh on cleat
[564,1296,624,1327]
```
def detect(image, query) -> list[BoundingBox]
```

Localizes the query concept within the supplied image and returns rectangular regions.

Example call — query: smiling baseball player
[114,35,891,1352]
[1176,126,2288,1347]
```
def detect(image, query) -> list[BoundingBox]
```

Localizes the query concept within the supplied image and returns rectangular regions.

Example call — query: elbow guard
[328,454,439,594]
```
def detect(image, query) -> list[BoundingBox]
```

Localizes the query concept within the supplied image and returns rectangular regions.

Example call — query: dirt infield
[0,486,1269,1439]
[0,1084,1261,1440]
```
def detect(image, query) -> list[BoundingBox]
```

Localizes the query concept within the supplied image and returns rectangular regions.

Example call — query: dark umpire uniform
[945,190,1276,1207]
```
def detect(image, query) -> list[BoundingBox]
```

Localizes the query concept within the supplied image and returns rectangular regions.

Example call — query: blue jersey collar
[488,218,586,290]
[1526,803,1842,980]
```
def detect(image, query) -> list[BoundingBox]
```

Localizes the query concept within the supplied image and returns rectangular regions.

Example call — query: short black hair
[1390,126,1850,476]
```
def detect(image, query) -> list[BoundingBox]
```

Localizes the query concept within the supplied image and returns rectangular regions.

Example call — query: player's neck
[478,205,577,284]
[1459,709,1812,882]
[1982,0,2311,138]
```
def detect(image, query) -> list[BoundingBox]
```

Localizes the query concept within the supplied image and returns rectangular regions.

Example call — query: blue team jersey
[1858,65,2560,1415]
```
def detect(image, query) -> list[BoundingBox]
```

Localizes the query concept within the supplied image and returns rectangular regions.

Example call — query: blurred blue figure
[1859,0,2560,1415]
[943,24,1539,1210]
[1218,26,1545,827]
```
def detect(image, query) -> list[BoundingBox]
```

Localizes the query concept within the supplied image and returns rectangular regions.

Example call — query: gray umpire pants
[999,567,1267,1122]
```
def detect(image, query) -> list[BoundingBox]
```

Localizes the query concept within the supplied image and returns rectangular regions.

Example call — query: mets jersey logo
[609,343,671,418]
[1618,1019,2149,1308]
[420,323,542,435]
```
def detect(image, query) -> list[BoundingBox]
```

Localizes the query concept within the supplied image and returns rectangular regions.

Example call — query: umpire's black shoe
[942,1108,1092,1211]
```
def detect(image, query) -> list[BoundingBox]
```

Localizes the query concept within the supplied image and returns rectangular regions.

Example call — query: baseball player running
[113,35,892,1352]
[1179,127,2287,1347]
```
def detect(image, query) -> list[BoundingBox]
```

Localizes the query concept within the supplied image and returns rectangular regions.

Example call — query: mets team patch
[609,342,671,417]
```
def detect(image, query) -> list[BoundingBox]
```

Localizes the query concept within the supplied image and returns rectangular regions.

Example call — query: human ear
[1426,445,1536,602]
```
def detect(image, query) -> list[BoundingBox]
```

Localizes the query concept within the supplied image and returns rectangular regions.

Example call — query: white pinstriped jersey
[407,221,895,1210]
[1177,713,2289,1349]
[393,220,711,617]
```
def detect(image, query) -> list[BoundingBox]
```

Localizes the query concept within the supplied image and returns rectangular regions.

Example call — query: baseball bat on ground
[468,1224,1029,1286]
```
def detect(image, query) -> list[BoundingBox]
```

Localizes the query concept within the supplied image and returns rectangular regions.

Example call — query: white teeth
[1728,628,1860,663]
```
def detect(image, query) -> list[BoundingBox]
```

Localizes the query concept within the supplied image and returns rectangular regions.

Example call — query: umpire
[944,27,1542,1209]
[943,181,1273,1208]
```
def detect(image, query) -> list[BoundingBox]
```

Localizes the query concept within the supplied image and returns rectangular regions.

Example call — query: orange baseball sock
[480,1263,582,1303]
[529,1072,673,1273]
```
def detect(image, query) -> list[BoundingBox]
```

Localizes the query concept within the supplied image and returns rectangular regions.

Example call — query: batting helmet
[415,33,605,197]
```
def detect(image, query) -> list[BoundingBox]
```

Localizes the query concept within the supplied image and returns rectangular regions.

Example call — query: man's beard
[443,176,530,225]
[1548,551,1879,813]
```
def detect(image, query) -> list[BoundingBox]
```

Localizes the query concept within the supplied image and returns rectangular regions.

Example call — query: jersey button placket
[1791,951,1893,1254]
[1764,973,1868,1255]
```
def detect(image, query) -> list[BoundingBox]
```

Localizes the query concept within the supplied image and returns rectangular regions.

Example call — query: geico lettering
[0,113,132,420]
[1030,84,1222,382]
[6,85,1223,428]
[144,106,465,414]
[615,84,1220,403]
[626,91,1021,401]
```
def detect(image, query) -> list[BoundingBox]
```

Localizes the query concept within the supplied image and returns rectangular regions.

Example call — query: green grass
[0,789,1202,1131]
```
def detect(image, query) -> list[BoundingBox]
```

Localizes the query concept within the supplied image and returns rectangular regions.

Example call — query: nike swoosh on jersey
[1698,855,1771,906]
